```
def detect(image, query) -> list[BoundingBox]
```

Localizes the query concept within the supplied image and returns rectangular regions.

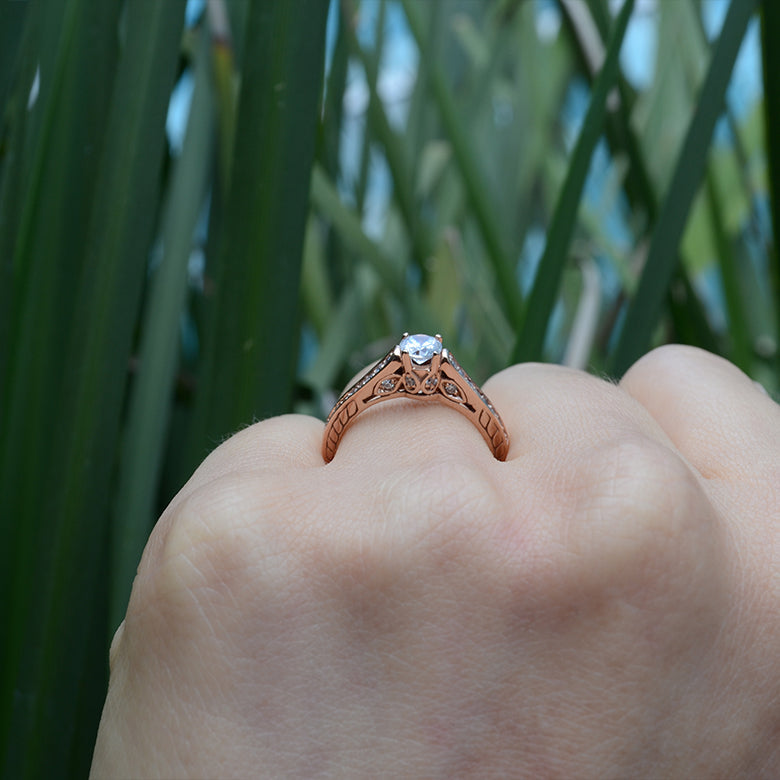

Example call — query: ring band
[322,333,510,463]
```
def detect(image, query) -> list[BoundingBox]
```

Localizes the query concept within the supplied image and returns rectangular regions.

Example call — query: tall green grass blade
[667,269,721,355]
[511,0,634,364]
[705,171,751,371]
[403,0,439,202]
[110,29,214,630]
[761,0,780,358]
[190,0,329,458]
[563,0,657,223]
[208,0,239,194]
[342,0,430,266]
[689,6,763,231]
[311,164,406,295]
[610,0,759,376]
[309,165,434,343]
[315,1,362,309]
[320,2,349,183]
[301,215,335,338]
[514,5,574,236]
[0,0,122,768]
[0,0,28,124]
[217,0,251,67]
[564,1,720,359]
[0,1,185,775]
[302,266,378,394]
[400,0,524,328]
[0,0,113,423]
[353,0,386,216]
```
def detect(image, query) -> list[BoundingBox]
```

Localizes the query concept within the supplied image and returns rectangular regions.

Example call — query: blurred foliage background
[0,0,777,776]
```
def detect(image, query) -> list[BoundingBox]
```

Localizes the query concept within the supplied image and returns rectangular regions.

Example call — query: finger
[164,414,324,517]
[139,414,324,576]
[469,363,725,620]
[619,345,780,482]
[330,357,679,475]
[481,362,676,464]
[194,414,324,478]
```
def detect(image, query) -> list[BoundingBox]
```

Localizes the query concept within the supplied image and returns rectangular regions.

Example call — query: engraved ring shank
[322,334,509,463]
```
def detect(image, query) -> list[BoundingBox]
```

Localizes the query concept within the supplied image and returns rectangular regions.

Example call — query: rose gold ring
[322,333,509,463]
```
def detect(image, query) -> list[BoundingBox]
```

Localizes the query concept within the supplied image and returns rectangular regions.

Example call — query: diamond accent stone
[399,333,442,365]
[379,378,396,391]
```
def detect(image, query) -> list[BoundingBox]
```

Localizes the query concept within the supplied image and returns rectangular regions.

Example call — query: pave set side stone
[327,334,508,451]
[446,353,500,417]
[446,352,509,446]
[327,353,393,420]
[328,341,497,416]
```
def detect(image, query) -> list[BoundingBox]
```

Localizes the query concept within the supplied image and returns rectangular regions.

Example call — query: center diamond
[399,333,442,365]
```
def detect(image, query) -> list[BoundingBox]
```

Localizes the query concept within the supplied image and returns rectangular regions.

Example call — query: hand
[90,346,780,778]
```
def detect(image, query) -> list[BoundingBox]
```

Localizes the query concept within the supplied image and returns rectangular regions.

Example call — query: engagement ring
[322,333,509,462]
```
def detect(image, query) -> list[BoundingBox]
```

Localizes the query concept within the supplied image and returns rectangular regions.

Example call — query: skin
[91,345,780,779]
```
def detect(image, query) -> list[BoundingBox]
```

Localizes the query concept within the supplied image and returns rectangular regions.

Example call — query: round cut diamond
[399,334,442,365]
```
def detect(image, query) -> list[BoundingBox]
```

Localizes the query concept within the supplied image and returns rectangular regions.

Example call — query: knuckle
[622,343,707,387]
[491,434,728,653]
[128,474,277,635]
[305,459,503,620]
[162,480,255,588]
[565,434,720,598]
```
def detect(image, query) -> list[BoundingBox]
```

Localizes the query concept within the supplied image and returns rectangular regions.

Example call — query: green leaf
[302,264,380,394]
[705,170,751,371]
[761,0,780,359]
[0,1,186,776]
[310,163,406,295]
[564,0,656,224]
[110,28,215,630]
[188,0,330,462]
[341,0,431,266]
[0,0,28,123]
[400,0,524,328]
[610,0,760,376]
[1,0,123,767]
[511,0,634,364]
[0,0,116,418]
[667,268,722,356]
